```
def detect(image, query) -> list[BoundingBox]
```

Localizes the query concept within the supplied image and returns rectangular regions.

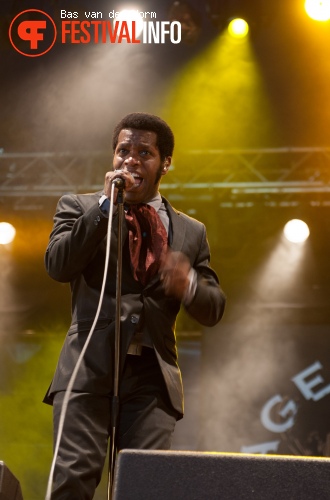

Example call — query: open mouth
[132,173,143,187]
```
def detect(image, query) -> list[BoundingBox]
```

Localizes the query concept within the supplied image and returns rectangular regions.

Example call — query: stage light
[283,219,310,244]
[0,222,16,245]
[162,25,276,158]
[305,0,330,21]
[228,18,249,38]
[116,8,144,36]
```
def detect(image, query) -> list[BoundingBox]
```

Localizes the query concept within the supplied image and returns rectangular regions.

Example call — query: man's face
[113,128,170,204]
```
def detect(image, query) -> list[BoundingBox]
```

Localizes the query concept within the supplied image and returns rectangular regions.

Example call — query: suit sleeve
[184,223,226,327]
[45,194,109,282]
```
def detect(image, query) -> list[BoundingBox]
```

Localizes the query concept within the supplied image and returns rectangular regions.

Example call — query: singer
[44,112,226,499]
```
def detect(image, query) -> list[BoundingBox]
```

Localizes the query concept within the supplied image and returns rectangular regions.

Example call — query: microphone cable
[45,182,117,500]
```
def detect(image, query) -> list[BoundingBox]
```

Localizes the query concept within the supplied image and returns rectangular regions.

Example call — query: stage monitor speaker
[0,461,23,500]
[112,450,330,500]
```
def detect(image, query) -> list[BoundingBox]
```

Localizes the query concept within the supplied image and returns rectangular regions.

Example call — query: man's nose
[124,155,140,167]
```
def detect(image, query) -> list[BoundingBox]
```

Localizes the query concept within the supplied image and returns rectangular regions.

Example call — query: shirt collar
[146,192,162,213]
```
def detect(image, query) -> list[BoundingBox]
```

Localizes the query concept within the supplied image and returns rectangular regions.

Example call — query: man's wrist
[182,268,197,305]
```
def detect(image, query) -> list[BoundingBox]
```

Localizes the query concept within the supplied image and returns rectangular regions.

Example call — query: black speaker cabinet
[112,450,330,500]
[0,462,23,500]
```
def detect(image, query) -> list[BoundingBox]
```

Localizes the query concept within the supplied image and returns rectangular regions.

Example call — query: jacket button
[94,216,101,225]
[130,315,139,324]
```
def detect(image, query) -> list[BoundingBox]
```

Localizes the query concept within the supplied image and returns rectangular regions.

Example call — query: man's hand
[103,168,135,203]
[160,250,191,301]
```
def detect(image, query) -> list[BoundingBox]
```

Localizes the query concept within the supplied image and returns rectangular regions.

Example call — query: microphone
[112,176,125,189]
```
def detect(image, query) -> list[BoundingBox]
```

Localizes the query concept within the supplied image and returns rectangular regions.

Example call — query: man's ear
[161,156,172,176]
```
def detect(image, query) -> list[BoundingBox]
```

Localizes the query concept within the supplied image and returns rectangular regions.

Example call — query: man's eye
[140,150,150,156]
[118,148,128,154]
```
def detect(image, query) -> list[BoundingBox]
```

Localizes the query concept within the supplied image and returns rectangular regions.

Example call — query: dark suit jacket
[44,191,226,415]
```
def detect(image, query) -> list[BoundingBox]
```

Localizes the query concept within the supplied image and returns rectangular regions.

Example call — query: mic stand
[107,185,125,500]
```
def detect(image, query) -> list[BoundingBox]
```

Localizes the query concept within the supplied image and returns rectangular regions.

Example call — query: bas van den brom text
[60,10,181,44]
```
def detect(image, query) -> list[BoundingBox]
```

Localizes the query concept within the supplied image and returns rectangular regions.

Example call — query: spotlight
[283,219,310,244]
[116,8,144,36]
[0,222,16,245]
[305,0,330,21]
[228,18,249,38]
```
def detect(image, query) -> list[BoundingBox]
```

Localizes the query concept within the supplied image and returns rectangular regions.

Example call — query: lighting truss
[163,147,330,192]
[1,147,330,210]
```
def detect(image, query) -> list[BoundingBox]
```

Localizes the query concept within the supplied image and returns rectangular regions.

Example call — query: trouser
[51,348,178,499]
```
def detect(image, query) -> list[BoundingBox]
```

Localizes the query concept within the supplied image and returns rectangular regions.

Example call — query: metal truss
[1,147,330,210]
[163,146,330,192]
[0,150,109,211]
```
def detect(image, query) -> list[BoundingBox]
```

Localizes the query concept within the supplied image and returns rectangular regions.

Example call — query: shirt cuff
[98,195,110,217]
[182,268,197,306]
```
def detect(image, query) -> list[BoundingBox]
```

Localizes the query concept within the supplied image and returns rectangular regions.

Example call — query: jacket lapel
[163,197,186,252]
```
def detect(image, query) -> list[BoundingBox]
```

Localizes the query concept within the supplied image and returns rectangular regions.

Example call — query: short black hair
[112,112,174,161]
